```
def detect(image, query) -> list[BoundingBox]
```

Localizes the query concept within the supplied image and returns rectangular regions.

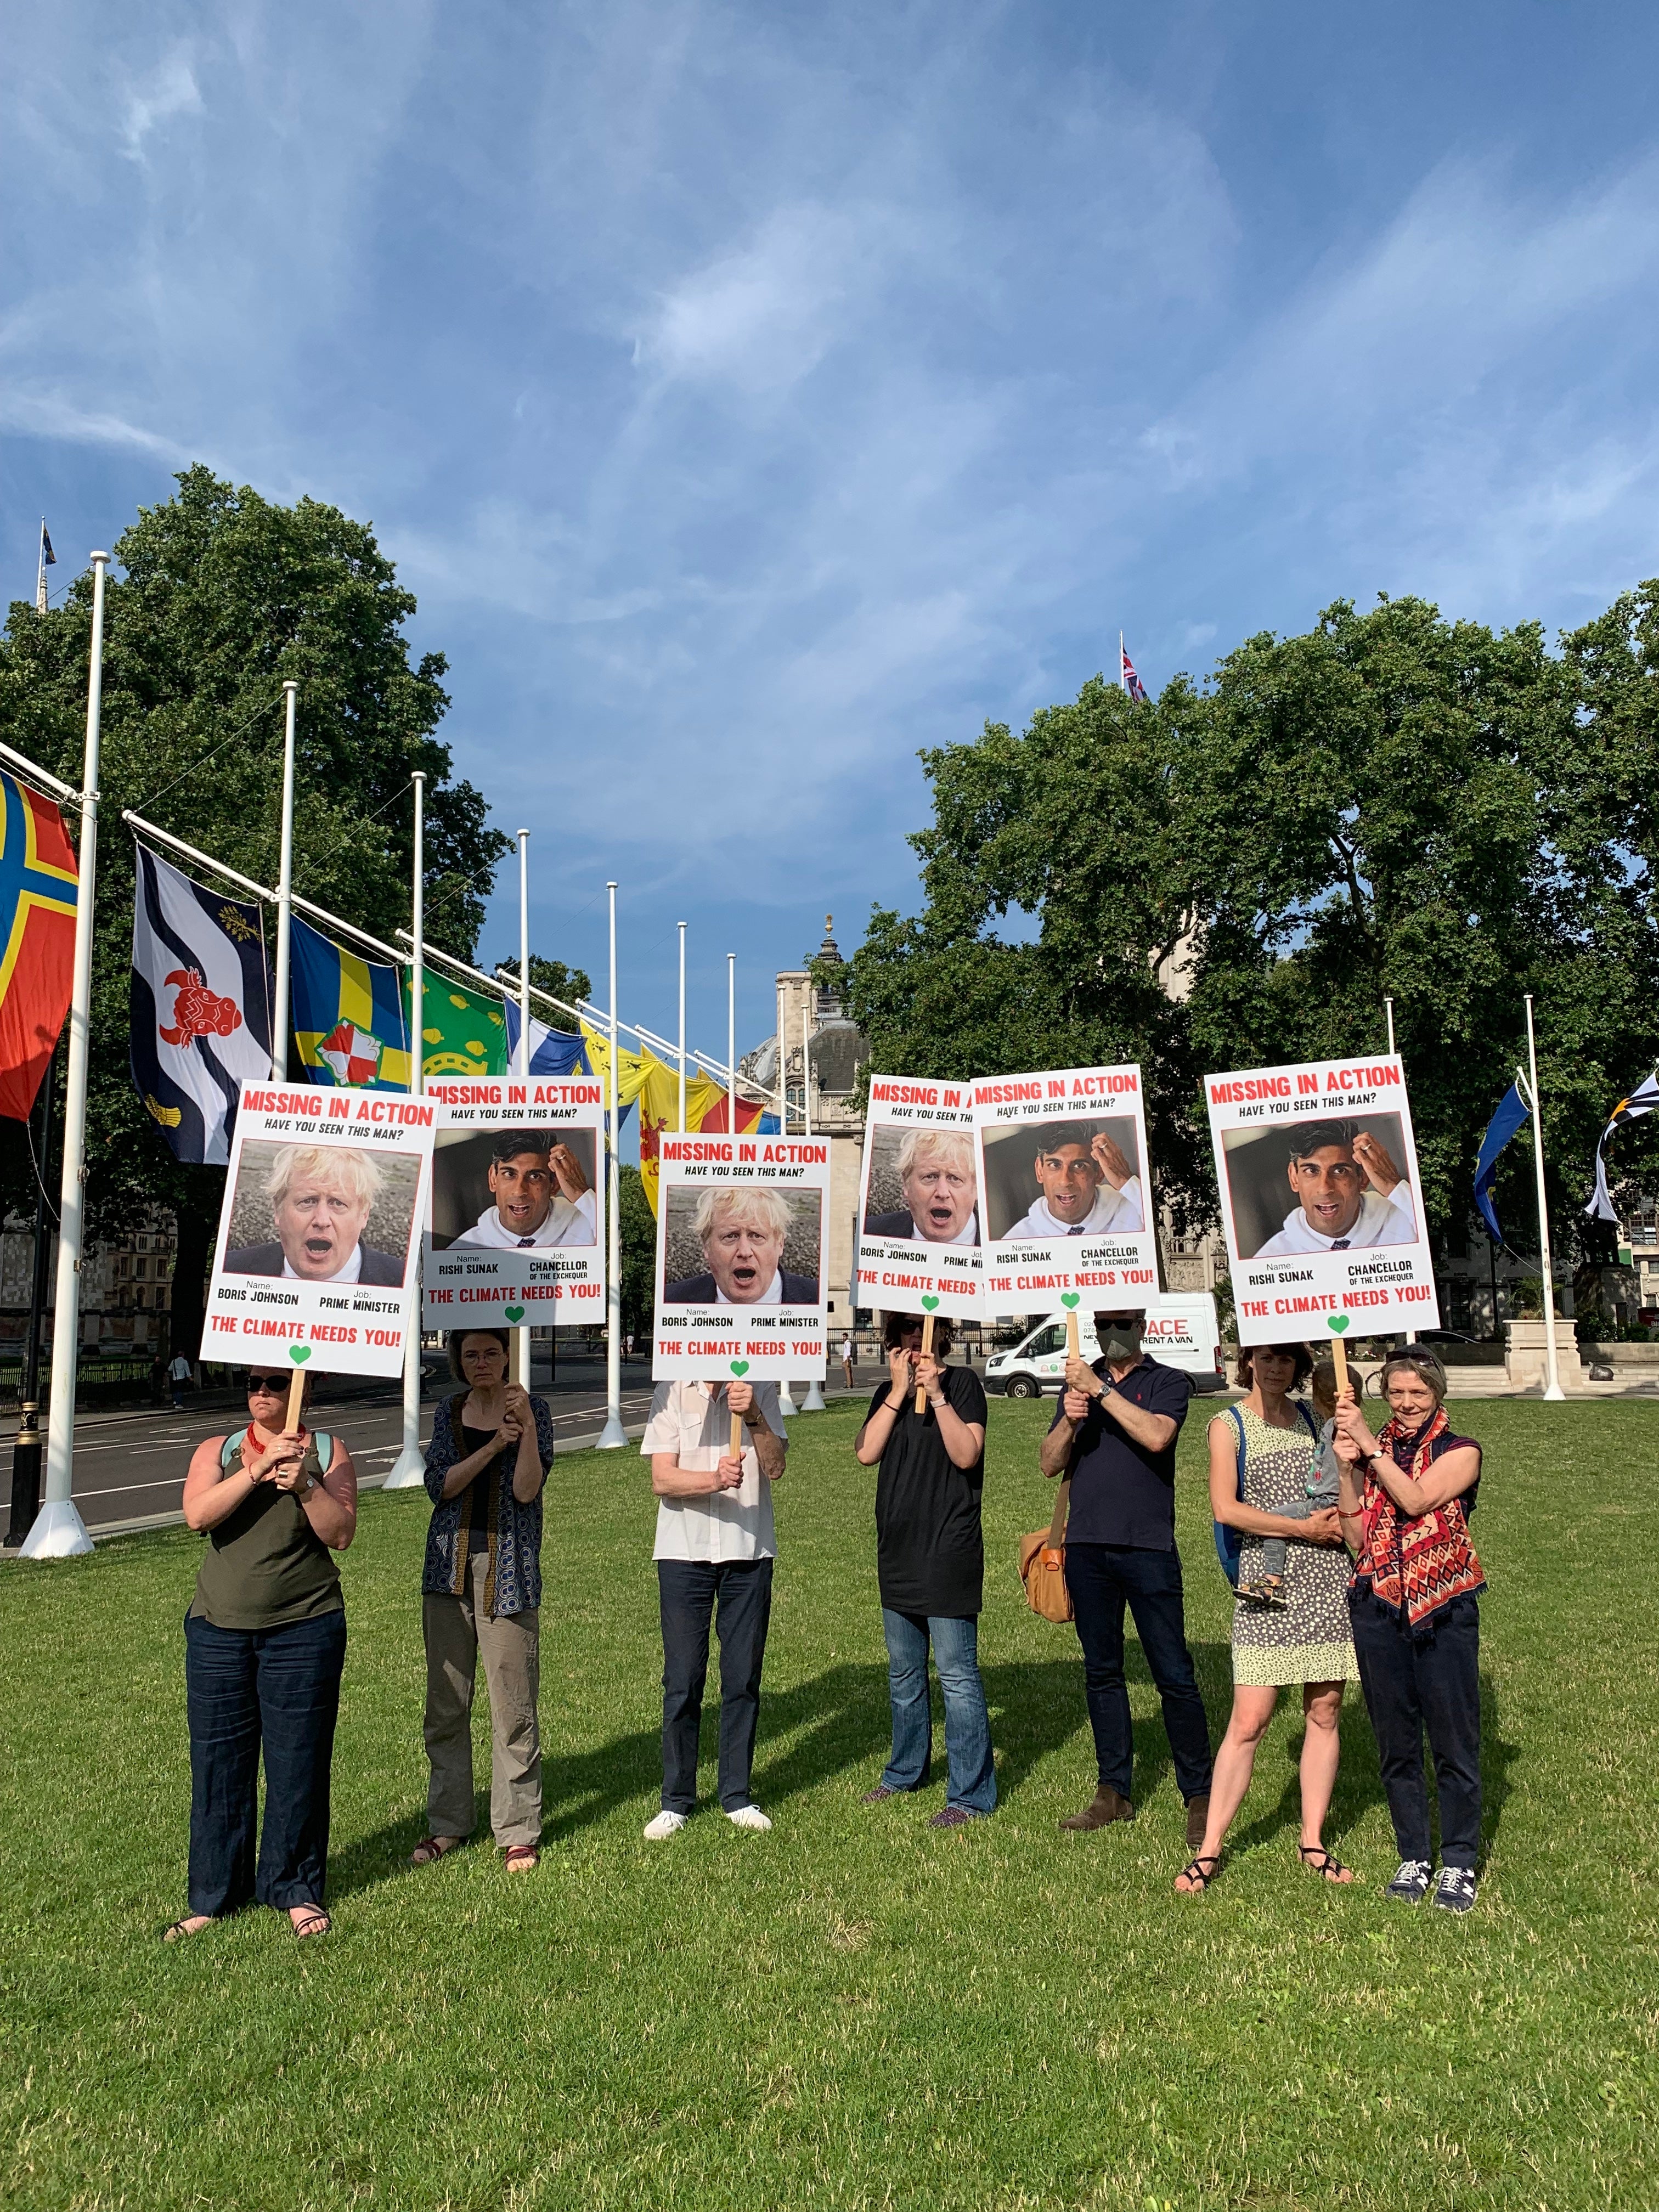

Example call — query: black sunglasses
[245,1373,291,1393]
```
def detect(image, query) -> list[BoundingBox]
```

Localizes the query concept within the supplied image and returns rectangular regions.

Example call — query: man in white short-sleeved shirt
[640,1377,787,1839]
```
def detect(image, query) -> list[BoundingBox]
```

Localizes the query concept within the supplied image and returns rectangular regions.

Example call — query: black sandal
[1176,1853,1221,1894]
[290,1906,331,1939]
[161,1915,215,1943]
[1298,1843,1355,1884]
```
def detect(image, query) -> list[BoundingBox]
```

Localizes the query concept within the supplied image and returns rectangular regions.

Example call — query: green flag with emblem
[404,973,510,1077]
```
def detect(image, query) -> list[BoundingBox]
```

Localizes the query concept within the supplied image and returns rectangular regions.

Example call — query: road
[0,1363,668,1541]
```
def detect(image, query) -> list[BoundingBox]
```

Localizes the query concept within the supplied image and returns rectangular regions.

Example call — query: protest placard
[653,1133,831,1383]
[855,1076,982,1323]
[204,1081,436,1383]
[1206,1054,1441,1350]
[974,1064,1158,1322]
[421,1074,606,1329]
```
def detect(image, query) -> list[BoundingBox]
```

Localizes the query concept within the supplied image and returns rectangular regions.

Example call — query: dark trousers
[657,1558,773,1814]
[1349,1589,1482,1870]
[184,1607,347,1917]
[1064,1543,1214,1803]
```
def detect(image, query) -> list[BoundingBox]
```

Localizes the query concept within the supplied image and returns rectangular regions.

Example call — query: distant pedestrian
[1039,1308,1214,1848]
[855,1312,995,1826]
[168,1351,193,1409]
[639,1376,788,1837]
[165,1367,357,1942]
[1335,1349,1486,1912]
[841,1333,855,1390]
[414,1329,555,1874]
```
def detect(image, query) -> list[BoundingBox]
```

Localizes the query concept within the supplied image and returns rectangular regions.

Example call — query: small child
[1239,1361,1341,1608]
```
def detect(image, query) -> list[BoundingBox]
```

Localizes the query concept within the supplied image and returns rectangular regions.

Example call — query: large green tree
[0,466,510,1360]
[839,590,1659,1263]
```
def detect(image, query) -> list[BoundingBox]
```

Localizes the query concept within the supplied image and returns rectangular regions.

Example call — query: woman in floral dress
[1176,1342,1359,1894]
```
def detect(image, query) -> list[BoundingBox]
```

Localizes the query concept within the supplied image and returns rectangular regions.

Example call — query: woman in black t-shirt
[853,1312,995,1825]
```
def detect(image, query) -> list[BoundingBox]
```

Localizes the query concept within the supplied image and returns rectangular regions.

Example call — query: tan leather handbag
[1019,1478,1073,1623]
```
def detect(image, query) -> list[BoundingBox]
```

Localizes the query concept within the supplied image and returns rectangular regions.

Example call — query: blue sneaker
[1385,1858,1433,1903]
[1432,1865,1478,1914]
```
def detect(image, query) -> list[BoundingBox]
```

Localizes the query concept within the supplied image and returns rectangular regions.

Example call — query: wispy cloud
[120,45,202,161]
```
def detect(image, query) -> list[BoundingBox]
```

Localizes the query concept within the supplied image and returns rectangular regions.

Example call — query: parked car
[985,1295,1225,1397]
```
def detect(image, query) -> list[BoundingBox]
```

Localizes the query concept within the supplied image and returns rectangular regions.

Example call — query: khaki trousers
[422,1551,541,1848]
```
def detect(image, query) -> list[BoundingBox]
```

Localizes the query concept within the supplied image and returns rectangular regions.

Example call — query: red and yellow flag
[0,771,77,1120]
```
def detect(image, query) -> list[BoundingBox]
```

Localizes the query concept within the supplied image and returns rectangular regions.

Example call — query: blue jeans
[1349,1588,1482,1870]
[879,1610,997,1814]
[183,1607,347,1917]
[1063,1544,1213,1805]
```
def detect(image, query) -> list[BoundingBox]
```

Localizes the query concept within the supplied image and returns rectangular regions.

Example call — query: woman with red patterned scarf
[1334,1349,1485,1914]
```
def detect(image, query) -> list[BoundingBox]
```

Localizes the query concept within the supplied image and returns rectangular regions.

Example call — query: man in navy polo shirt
[1038,1308,1214,1847]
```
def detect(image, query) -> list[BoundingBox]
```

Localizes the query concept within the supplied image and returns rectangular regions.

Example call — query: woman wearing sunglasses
[166,1367,357,1941]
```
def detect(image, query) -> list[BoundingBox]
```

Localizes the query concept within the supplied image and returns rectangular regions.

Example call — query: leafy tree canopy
[839,588,1659,1255]
[497,953,594,1017]
[0,465,512,1352]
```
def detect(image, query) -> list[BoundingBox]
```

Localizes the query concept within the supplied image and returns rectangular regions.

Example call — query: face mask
[1098,1322,1143,1362]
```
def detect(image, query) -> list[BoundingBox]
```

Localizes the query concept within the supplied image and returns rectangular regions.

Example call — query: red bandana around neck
[1352,1406,1485,1630]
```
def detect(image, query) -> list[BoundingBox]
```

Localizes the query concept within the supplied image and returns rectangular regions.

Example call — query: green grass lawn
[3,1397,1656,2211]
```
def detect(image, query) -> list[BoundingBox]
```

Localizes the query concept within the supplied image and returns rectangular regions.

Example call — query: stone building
[741,918,868,1325]
[0,1212,177,1356]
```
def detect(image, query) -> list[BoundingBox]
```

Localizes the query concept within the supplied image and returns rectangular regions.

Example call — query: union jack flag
[1120,640,1148,703]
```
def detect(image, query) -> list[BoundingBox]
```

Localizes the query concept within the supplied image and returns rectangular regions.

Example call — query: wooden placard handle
[285,1365,306,1433]
[1330,1335,1350,1400]
[915,1312,935,1415]
[730,1411,744,1460]
[1065,1311,1080,1361]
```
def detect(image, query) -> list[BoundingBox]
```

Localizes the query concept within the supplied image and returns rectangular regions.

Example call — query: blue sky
[6,2,1659,1066]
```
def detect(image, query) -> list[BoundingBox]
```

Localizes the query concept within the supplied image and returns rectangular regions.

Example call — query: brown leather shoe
[1185,1793,1212,1850]
[1062,1785,1135,1831]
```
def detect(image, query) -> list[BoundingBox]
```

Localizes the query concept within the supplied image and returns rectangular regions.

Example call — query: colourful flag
[1472,1078,1529,1246]
[290,913,411,1090]
[631,1046,782,1214]
[503,997,588,1075]
[1120,640,1148,703]
[409,973,510,1077]
[1585,1071,1659,1223]
[0,770,77,1119]
[130,845,272,1163]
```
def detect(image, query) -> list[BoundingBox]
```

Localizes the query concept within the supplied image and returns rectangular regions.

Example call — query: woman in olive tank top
[163,1367,357,1942]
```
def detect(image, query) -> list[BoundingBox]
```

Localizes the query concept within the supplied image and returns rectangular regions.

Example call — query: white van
[985,1295,1224,1398]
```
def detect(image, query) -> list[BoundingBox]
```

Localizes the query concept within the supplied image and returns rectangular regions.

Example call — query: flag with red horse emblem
[131,845,273,1163]
[0,770,78,1120]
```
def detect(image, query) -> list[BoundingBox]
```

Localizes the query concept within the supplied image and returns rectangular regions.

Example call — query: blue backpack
[1212,1401,1319,1587]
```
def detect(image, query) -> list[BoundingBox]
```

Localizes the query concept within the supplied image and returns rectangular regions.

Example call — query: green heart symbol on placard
[730,1359,750,1376]
[289,1345,311,1364]
[1061,1291,1080,1310]
[921,1294,940,1312]
[1327,1314,1350,1335]
[504,1306,526,1324]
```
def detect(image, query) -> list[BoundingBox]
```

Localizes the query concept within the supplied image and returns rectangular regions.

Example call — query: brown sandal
[410,1835,464,1867]
[503,1844,539,1873]
[1299,1843,1356,1883]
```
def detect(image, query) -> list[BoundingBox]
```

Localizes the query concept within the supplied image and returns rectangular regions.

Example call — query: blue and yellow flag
[0,770,77,1120]
[290,913,411,1090]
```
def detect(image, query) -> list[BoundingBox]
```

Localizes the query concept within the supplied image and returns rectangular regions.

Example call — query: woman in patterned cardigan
[413,1329,556,1872]
[1335,1348,1485,1914]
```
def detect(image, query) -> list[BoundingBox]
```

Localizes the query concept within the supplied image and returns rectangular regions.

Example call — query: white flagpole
[597,882,627,1447]
[1119,631,1125,691]
[36,521,48,616]
[386,772,429,1487]
[24,551,109,1559]
[1385,997,1396,1054]
[800,1001,827,1412]
[677,922,687,1135]
[1525,993,1566,1401]
[777,983,799,1418]
[727,955,736,1132]
[272,681,297,1079]
[512,830,531,1388]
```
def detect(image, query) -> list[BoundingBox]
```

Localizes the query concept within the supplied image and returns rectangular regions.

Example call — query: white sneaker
[642,1809,687,1841]
[726,1804,772,1832]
